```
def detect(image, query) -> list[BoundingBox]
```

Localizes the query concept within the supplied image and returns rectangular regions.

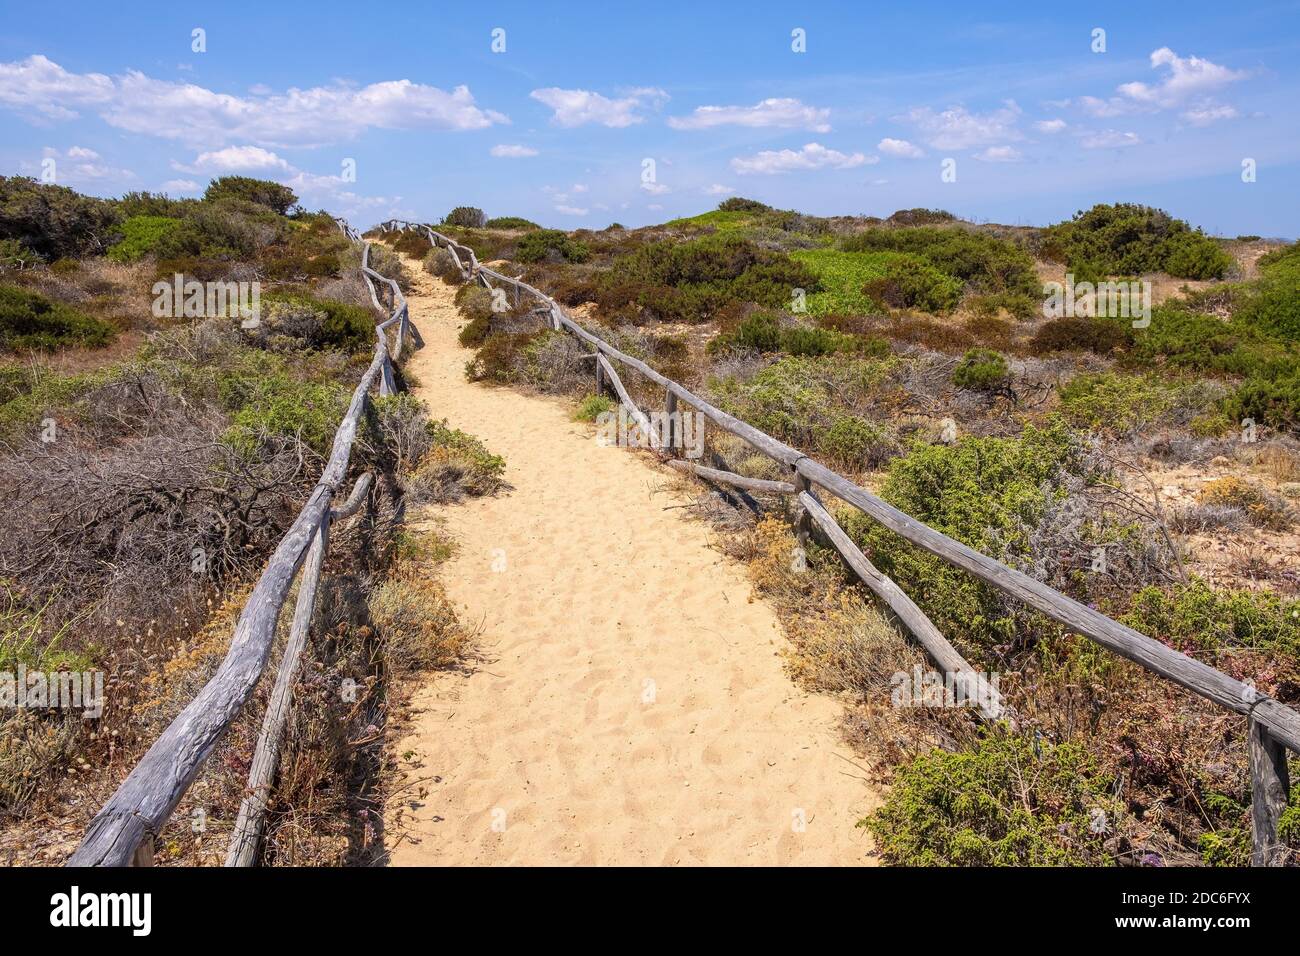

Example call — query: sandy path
[385,261,878,866]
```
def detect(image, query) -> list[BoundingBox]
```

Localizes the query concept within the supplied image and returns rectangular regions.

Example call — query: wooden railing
[386,217,1298,866]
[68,221,418,867]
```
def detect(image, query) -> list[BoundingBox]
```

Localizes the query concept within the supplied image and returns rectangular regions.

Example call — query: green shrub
[444,206,487,228]
[1122,579,1300,659]
[952,347,1009,392]
[258,291,374,353]
[107,215,196,262]
[1031,316,1131,354]
[842,226,1040,297]
[1041,203,1232,279]
[861,733,1119,866]
[0,175,123,260]
[458,314,491,347]
[818,415,895,470]
[708,312,866,357]
[574,393,615,421]
[484,216,539,230]
[599,235,817,323]
[514,228,590,264]
[1058,372,1177,435]
[728,311,782,352]
[1227,368,1300,430]
[0,285,116,351]
[841,422,1084,657]
[887,208,957,226]
[863,254,963,313]
[712,353,899,450]
[203,176,298,215]
[717,197,771,213]
[220,370,349,456]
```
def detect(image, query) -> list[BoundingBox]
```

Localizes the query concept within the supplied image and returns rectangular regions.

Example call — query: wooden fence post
[1250,716,1290,866]
[665,390,678,455]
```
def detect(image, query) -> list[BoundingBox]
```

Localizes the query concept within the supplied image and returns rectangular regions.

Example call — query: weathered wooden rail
[385,217,1298,866]
[68,220,418,867]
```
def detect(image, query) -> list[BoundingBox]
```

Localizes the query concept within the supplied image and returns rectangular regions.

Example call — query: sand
[384,261,879,866]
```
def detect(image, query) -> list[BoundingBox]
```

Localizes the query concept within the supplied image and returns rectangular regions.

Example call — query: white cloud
[189,144,292,172]
[1078,95,1127,118]
[554,204,589,216]
[490,143,538,157]
[1118,47,1246,108]
[703,183,734,195]
[571,183,589,193]
[530,86,667,127]
[0,54,506,147]
[902,100,1022,149]
[877,137,924,158]
[161,178,199,193]
[1074,49,1247,122]
[668,97,831,132]
[647,203,663,211]
[1182,104,1239,125]
[640,181,670,195]
[974,145,1022,162]
[1079,129,1141,149]
[34,144,132,182]
[731,142,872,175]
[1034,118,1067,134]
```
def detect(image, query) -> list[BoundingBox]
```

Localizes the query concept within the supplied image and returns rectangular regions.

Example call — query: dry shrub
[423,246,463,284]
[367,572,467,672]
[1252,443,1300,483]
[1199,476,1293,530]
[783,595,917,701]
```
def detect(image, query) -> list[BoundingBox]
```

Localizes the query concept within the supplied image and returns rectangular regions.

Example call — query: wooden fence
[388,217,1298,866]
[68,221,418,866]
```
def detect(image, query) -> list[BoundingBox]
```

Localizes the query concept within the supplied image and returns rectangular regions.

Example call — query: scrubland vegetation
[407,194,1300,866]
[0,177,503,864]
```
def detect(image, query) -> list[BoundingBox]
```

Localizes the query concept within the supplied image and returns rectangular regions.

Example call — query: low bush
[841,422,1087,659]
[863,254,963,313]
[1122,578,1300,659]
[861,733,1120,865]
[203,176,298,215]
[514,228,590,264]
[842,226,1040,298]
[1041,203,1232,279]
[1227,368,1300,430]
[1032,316,1132,355]
[598,235,817,324]
[443,206,487,228]
[423,246,464,283]
[1057,372,1179,435]
[484,216,539,230]
[1197,476,1293,531]
[0,175,123,260]
[818,415,896,470]
[367,575,466,672]
[107,215,197,262]
[951,347,1010,392]
[257,291,375,353]
[574,393,615,422]
[0,285,116,351]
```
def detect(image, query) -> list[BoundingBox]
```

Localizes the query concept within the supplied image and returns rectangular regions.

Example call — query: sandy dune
[385,261,878,866]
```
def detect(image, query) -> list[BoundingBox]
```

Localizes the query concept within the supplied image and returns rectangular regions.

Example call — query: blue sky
[2,0,1298,236]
